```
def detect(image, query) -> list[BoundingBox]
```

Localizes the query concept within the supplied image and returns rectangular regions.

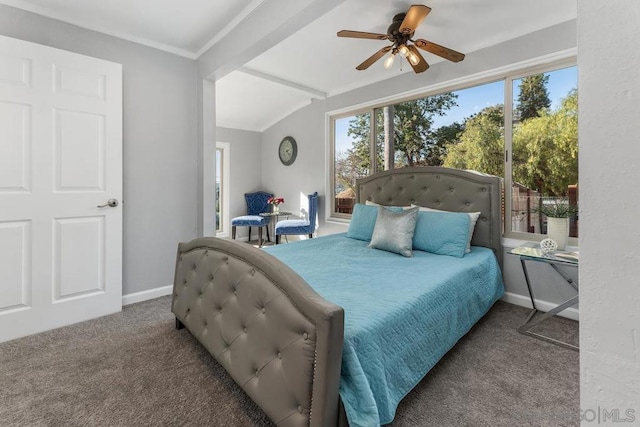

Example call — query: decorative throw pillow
[365,200,412,209]
[369,206,419,257]
[346,203,402,241]
[412,205,480,253]
[412,210,471,258]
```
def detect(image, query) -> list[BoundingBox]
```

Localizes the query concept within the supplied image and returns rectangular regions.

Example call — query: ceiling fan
[337,4,465,73]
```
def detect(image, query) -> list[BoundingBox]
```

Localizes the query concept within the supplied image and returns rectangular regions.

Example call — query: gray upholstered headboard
[356,166,503,267]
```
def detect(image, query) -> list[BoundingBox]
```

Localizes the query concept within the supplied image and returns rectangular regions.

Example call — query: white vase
[547,217,569,250]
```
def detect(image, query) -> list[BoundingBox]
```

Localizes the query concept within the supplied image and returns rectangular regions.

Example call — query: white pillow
[411,204,480,253]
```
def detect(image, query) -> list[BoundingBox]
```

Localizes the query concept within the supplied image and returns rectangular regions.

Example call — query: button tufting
[204,250,208,255]
[436,175,440,179]
[255,369,259,377]
[410,175,415,180]
[234,291,237,296]
[466,202,471,206]
[482,187,487,192]
[244,327,247,333]
[298,406,303,414]
[277,352,282,359]
[250,269,255,275]
[399,186,403,191]
[450,188,455,192]
[262,308,266,314]
[210,274,214,281]
[303,332,308,340]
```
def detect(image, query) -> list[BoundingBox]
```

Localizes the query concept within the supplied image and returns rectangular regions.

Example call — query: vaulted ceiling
[0,0,577,132]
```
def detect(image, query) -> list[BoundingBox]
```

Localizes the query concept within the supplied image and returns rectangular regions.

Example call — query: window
[333,114,372,216]
[330,62,578,240]
[215,142,230,236]
[509,67,578,238]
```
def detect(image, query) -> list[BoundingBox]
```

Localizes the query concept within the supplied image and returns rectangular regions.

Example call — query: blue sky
[336,65,577,153]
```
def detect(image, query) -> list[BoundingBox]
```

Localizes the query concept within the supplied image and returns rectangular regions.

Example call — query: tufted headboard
[356,166,503,267]
[172,237,344,427]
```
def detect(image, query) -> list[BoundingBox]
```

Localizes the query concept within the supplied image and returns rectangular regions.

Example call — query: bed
[171,166,504,427]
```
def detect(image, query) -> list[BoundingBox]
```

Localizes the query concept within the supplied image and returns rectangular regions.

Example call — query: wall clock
[278,136,297,166]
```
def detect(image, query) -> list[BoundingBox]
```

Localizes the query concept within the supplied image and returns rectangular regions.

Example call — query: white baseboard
[501,291,579,321]
[122,285,173,306]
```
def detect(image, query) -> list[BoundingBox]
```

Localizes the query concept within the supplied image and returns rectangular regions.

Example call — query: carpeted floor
[0,297,579,426]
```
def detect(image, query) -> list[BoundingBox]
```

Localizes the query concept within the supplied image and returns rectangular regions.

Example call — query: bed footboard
[172,237,344,427]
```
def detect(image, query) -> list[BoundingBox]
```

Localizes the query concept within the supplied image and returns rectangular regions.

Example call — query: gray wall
[261,20,578,314]
[578,0,640,412]
[215,126,263,240]
[0,5,199,295]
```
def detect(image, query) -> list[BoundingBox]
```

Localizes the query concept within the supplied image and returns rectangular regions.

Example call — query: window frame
[328,54,577,244]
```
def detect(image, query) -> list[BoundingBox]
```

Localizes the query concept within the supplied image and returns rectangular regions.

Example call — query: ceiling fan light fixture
[407,51,420,66]
[383,53,396,69]
[337,5,465,74]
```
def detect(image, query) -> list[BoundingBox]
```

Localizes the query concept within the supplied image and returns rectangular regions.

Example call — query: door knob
[97,198,119,208]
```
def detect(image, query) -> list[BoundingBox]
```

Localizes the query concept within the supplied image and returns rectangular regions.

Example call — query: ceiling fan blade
[400,5,431,34]
[356,46,393,70]
[407,45,429,73]
[414,39,465,62]
[337,30,389,40]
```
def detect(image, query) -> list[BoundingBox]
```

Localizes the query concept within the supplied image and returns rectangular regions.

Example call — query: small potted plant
[536,199,577,250]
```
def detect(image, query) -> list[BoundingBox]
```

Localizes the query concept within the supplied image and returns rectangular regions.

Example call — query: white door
[0,35,123,342]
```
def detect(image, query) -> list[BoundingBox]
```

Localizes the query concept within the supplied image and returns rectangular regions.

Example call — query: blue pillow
[346,203,402,241]
[412,210,471,257]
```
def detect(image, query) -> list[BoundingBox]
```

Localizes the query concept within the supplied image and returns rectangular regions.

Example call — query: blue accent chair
[275,192,318,244]
[231,191,273,247]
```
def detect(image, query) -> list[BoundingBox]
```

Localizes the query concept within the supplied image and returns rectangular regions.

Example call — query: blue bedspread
[264,233,504,426]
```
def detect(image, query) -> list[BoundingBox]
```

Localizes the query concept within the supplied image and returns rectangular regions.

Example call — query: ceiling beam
[197,0,347,80]
[238,67,326,99]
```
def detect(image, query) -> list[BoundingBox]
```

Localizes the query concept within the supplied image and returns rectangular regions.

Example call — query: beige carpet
[0,297,579,426]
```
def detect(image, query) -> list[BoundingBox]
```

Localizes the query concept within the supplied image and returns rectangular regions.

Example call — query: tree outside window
[332,64,578,239]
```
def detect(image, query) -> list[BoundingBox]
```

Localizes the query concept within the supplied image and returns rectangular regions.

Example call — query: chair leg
[248,226,251,242]
[276,235,280,244]
[258,227,263,247]
[232,226,236,240]
[309,233,313,239]
[266,226,271,242]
